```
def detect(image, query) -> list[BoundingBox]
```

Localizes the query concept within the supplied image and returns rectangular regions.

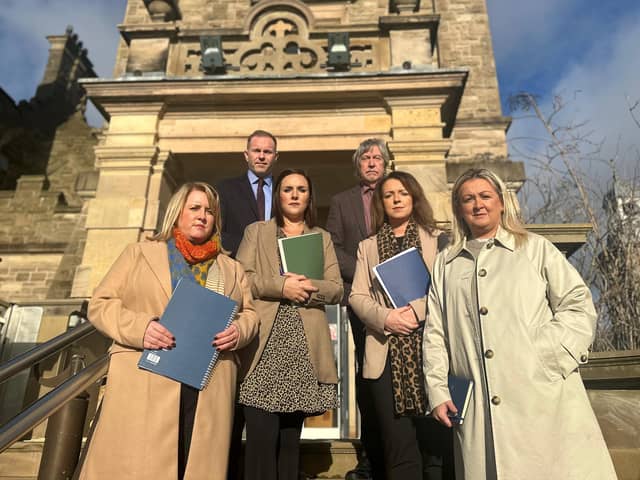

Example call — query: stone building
[4,3,637,479]
[0,27,98,304]
[0,27,103,436]
[78,0,522,298]
[2,0,522,445]
[1,0,524,444]
[71,0,525,442]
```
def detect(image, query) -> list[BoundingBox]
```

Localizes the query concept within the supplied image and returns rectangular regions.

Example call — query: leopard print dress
[238,231,337,414]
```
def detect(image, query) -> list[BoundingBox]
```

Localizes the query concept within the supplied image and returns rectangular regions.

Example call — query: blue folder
[447,375,474,425]
[373,247,431,308]
[138,277,238,390]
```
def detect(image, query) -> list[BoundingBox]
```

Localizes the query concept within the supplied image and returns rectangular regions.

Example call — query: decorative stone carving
[236,11,322,74]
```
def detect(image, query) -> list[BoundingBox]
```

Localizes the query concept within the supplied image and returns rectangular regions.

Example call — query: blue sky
[1,0,639,176]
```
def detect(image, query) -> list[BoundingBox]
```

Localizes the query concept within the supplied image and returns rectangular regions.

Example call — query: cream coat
[236,219,343,384]
[79,241,258,480]
[423,227,617,480]
[349,227,439,380]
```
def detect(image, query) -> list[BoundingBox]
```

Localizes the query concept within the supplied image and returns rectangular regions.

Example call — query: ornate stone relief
[178,9,378,75]
[237,13,322,73]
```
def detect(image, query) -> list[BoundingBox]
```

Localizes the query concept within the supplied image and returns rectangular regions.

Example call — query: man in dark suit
[326,138,388,480]
[217,130,278,480]
[217,129,278,257]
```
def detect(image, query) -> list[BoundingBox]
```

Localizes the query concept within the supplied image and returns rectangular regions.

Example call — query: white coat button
[478,268,487,277]
[491,396,501,405]
[479,306,488,315]
[484,349,494,359]
[580,354,588,363]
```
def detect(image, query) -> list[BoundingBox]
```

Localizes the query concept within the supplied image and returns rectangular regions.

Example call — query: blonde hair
[450,168,528,247]
[148,182,223,245]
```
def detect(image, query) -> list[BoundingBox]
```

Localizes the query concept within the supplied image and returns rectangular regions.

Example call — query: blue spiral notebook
[138,277,238,390]
[373,247,430,308]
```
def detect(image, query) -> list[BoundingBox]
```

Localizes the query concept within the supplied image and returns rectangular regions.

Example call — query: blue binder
[447,375,474,425]
[138,277,238,390]
[373,247,431,308]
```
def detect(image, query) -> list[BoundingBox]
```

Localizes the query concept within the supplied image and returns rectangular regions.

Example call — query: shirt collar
[247,169,272,187]
[360,182,376,194]
[445,225,515,263]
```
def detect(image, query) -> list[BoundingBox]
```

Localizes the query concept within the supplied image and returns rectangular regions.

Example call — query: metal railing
[0,320,108,479]
[0,355,107,452]
[0,321,96,385]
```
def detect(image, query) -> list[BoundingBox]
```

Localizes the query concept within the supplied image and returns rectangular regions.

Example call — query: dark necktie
[363,186,374,235]
[256,177,265,221]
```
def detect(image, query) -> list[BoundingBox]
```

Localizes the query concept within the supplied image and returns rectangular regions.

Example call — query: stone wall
[0,174,91,302]
[434,0,509,161]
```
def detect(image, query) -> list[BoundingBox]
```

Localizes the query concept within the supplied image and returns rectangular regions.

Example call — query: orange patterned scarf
[172,227,221,264]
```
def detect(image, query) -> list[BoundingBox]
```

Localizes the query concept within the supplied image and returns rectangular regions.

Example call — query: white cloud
[509,11,640,177]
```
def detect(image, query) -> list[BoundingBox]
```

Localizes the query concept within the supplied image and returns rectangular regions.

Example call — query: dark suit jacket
[325,185,369,302]
[217,173,264,258]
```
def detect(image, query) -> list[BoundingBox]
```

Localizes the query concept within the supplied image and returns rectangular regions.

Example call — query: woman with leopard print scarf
[350,171,454,480]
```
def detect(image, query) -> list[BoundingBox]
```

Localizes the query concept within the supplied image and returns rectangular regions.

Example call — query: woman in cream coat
[79,182,258,480]
[236,169,343,480]
[350,171,453,480]
[424,168,617,479]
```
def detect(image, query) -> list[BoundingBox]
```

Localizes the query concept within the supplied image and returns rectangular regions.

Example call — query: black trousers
[243,406,305,480]
[348,307,386,479]
[178,384,199,480]
[368,358,455,480]
[227,403,244,480]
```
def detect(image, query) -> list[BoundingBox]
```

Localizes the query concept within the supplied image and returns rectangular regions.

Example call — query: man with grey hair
[326,138,389,480]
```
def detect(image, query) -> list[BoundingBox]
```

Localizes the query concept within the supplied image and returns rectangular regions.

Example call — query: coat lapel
[238,175,259,219]
[419,228,438,273]
[348,186,368,238]
[261,219,281,275]
[140,242,172,299]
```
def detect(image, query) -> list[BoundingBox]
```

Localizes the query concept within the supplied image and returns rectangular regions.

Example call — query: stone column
[384,95,453,222]
[71,102,178,297]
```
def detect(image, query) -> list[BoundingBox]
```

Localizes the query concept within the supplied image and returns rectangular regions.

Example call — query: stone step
[3,440,637,479]
[0,440,43,480]
[0,439,360,479]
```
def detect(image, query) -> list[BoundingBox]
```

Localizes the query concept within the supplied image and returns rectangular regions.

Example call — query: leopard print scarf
[376,220,429,417]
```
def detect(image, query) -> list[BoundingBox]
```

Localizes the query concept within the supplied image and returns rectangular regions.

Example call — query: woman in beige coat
[79,182,258,480]
[236,169,343,480]
[424,168,617,479]
[349,171,453,480]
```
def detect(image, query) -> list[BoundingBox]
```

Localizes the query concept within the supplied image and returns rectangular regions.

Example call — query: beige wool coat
[236,219,343,384]
[79,241,258,480]
[349,227,440,380]
[423,227,617,480]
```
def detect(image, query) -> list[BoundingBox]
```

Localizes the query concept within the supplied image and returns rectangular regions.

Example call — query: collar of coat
[445,225,516,263]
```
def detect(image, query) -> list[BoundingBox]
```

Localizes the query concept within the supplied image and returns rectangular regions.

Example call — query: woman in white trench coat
[423,168,617,480]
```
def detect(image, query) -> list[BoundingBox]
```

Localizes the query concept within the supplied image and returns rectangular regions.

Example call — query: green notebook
[278,232,324,279]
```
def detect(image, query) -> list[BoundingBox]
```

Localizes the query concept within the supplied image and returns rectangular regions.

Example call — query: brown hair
[272,169,317,228]
[371,171,437,233]
[246,129,278,151]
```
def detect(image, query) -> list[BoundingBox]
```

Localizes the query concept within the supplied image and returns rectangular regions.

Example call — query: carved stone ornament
[236,11,322,74]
